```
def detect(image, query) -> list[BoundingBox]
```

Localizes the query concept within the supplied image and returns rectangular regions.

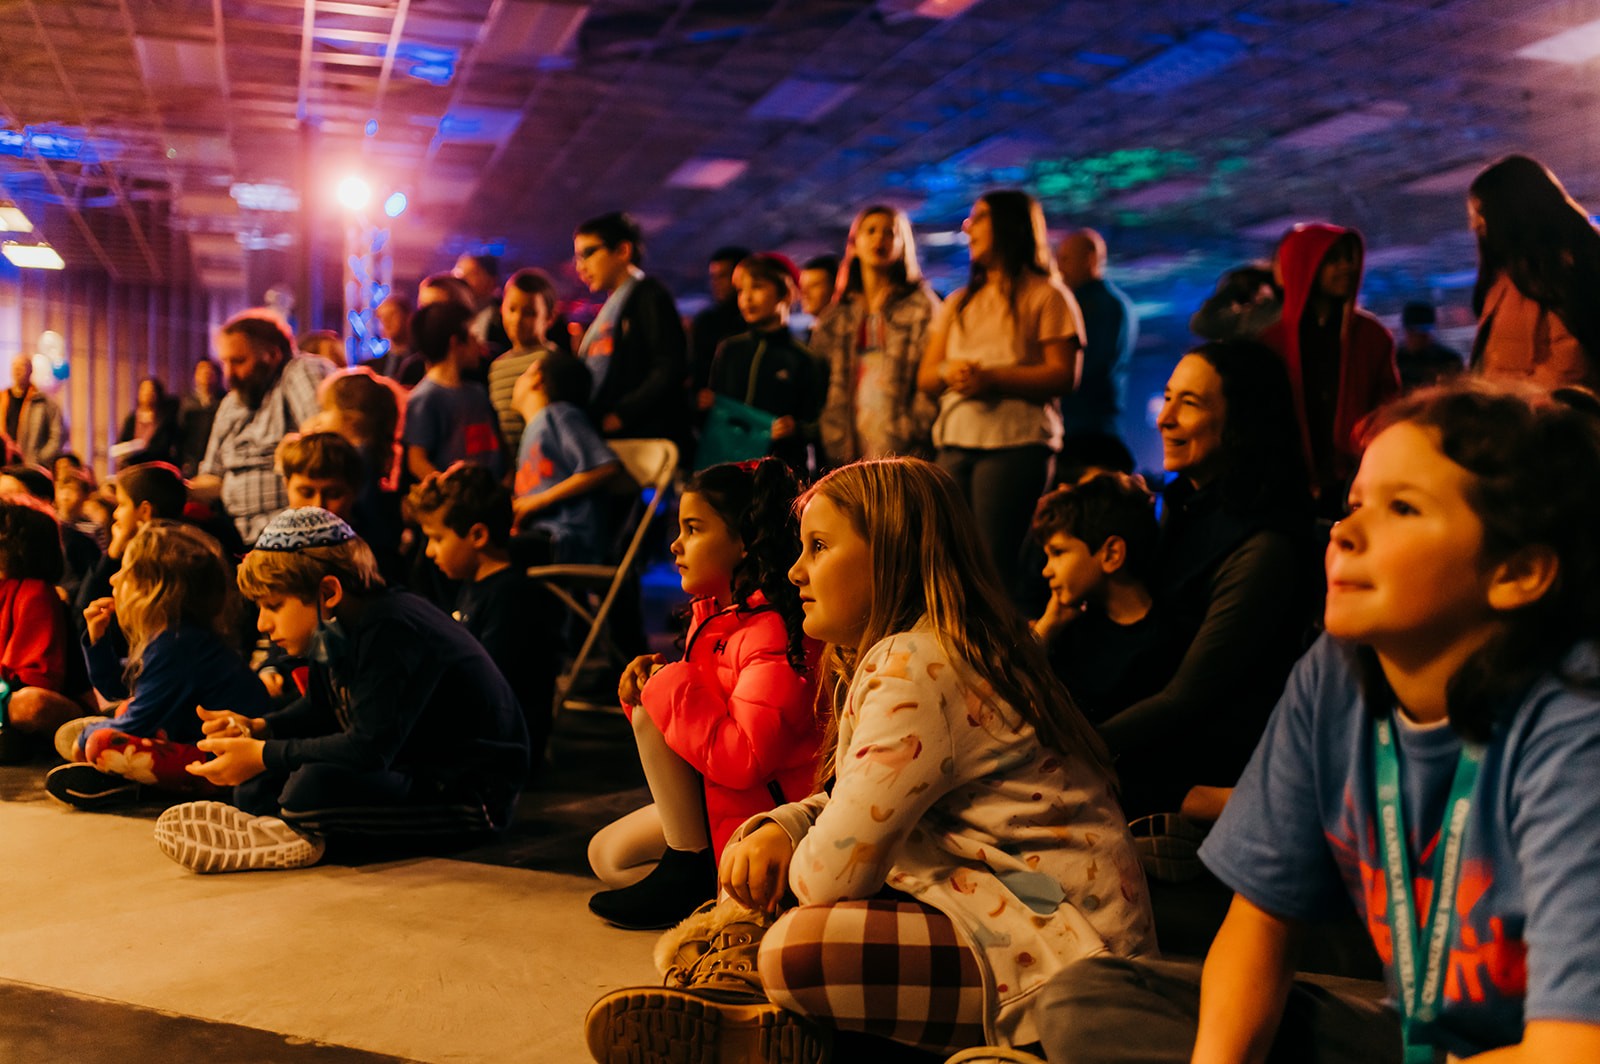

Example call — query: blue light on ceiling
[396,43,459,86]
[0,127,87,161]
[1109,31,1247,94]
[365,120,379,137]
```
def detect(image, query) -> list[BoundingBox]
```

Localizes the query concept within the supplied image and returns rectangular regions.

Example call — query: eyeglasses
[574,243,607,263]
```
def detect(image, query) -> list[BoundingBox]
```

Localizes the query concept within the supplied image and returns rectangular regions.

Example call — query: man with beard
[191,310,334,545]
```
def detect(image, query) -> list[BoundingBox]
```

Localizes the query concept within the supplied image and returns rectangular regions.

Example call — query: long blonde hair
[117,521,236,680]
[802,457,1112,783]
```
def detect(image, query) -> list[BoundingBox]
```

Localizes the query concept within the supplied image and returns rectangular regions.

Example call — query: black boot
[589,846,716,931]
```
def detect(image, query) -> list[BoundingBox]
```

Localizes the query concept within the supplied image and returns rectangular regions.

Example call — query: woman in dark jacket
[116,377,180,468]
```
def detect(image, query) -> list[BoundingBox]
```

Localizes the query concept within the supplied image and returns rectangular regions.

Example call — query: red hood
[1276,222,1365,335]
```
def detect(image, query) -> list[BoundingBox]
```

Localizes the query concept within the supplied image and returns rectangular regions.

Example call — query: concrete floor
[0,710,664,1063]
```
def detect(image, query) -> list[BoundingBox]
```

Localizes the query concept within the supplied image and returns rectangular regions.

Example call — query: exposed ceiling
[5,0,1600,330]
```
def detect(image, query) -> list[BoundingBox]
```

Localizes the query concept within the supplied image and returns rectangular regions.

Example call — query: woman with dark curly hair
[1470,153,1600,390]
[586,457,823,930]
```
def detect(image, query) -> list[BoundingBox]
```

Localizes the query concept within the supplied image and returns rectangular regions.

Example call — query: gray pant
[936,444,1052,597]
[1035,956,1402,1064]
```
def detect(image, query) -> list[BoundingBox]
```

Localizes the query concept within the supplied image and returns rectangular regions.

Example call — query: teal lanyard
[1372,715,1483,1064]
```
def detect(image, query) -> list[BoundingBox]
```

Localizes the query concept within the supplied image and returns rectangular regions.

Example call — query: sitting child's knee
[8,687,77,732]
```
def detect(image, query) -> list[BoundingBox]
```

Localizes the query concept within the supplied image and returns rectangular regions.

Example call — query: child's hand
[618,653,665,706]
[1032,593,1083,640]
[770,416,796,440]
[948,362,988,397]
[720,821,795,913]
[197,706,266,740]
[83,597,115,644]
[187,735,266,786]
[259,670,286,698]
[600,414,623,434]
[696,389,716,412]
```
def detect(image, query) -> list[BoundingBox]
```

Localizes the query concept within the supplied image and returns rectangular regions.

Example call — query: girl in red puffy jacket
[587,457,822,930]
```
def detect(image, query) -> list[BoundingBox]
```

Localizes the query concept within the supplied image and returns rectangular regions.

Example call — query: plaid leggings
[756,899,989,1053]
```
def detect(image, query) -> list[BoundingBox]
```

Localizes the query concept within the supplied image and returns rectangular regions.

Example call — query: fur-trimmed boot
[584,897,831,1064]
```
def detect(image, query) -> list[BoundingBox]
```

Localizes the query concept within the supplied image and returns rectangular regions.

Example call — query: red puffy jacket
[629,592,823,860]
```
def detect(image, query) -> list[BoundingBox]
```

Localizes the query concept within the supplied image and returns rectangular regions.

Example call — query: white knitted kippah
[253,507,357,551]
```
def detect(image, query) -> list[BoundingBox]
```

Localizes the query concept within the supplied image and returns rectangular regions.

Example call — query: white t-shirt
[931,272,1082,450]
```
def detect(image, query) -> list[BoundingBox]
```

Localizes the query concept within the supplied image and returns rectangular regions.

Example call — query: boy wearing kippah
[153,507,528,873]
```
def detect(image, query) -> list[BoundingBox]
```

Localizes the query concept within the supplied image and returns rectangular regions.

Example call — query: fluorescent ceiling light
[1278,102,1408,151]
[666,157,747,190]
[230,182,300,212]
[3,243,65,269]
[0,202,33,232]
[1403,162,1486,195]
[749,79,857,122]
[1516,18,1600,64]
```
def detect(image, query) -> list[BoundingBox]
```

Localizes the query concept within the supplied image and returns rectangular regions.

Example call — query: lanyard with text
[1373,715,1483,1064]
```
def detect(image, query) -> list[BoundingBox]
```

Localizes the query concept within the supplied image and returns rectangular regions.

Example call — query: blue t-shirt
[514,401,615,563]
[1200,634,1600,1057]
[403,377,505,477]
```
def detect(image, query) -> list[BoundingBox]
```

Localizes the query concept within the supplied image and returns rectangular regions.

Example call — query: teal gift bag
[696,396,775,471]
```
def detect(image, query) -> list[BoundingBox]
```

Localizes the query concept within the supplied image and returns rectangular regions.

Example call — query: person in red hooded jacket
[586,458,823,930]
[1260,223,1399,512]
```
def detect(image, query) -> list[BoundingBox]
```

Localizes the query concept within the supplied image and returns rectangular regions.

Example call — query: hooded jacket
[1259,223,1398,494]
[630,592,824,859]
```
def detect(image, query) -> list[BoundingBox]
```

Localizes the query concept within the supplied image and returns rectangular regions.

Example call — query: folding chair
[526,437,678,715]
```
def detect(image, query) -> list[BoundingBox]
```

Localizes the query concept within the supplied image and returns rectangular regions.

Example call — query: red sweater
[0,577,69,692]
[628,593,823,859]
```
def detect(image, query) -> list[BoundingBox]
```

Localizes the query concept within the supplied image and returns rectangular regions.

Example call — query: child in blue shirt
[1036,382,1600,1064]
[403,301,504,479]
[48,521,267,809]
[510,350,619,564]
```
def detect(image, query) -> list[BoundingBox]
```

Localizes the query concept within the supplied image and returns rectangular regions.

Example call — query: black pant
[936,444,1052,597]
[236,762,504,840]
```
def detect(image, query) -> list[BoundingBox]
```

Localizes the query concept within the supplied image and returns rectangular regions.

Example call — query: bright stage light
[336,176,372,211]
[384,191,407,218]
[3,242,65,269]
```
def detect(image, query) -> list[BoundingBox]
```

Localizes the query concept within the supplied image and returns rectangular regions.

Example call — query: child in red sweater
[0,494,78,762]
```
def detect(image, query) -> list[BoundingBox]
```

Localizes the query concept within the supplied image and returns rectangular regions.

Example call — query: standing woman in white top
[918,189,1084,594]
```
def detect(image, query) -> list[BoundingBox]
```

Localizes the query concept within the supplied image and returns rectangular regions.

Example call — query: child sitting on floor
[510,350,619,565]
[0,494,76,762]
[587,458,1154,1062]
[1030,474,1179,727]
[408,462,561,770]
[153,507,529,873]
[1036,381,1600,1063]
[73,462,188,626]
[586,458,823,930]
[47,521,267,809]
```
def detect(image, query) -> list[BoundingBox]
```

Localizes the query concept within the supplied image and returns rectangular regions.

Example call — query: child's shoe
[154,800,326,873]
[584,985,831,1064]
[588,845,716,930]
[45,763,139,810]
[53,715,112,762]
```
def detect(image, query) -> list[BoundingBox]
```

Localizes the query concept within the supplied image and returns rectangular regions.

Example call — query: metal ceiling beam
[0,99,123,278]
[21,0,164,281]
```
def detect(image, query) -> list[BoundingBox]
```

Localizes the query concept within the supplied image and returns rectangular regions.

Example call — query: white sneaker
[53,716,112,762]
[154,801,326,873]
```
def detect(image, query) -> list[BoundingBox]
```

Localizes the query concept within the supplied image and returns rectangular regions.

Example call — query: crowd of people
[0,151,1598,1064]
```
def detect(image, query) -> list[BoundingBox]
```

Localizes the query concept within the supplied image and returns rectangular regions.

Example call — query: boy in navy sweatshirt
[410,462,561,771]
[153,507,528,873]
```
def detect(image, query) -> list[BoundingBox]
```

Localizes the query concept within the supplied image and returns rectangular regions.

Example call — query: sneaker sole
[44,766,139,811]
[585,987,830,1064]
[154,801,325,874]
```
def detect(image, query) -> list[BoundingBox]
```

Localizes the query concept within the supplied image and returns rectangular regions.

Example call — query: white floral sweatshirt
[741,626,1156,1045]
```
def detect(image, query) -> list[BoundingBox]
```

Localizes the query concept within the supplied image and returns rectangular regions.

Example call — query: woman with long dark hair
[1470,153,1600,389]
[918,189,1083,594]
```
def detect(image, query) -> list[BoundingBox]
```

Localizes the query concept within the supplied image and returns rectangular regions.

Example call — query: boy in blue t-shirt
[403,302,505,480]
[510,351,619,564]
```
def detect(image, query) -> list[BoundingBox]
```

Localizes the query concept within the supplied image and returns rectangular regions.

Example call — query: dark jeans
[235,762,505,840]
[1035,956,1399,1064]
[936,444,1052,597]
